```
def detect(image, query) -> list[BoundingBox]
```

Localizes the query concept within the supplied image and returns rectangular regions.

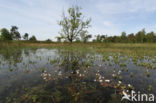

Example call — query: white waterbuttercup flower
[118,81,122,84]
[118,70,121,74]
[105,79,110,83]
[99,79,103,82]
[128,84,131,87]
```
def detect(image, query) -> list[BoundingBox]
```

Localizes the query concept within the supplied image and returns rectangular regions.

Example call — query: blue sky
[0,0,156,40]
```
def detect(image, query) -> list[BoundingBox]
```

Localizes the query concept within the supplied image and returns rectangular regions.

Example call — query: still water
[0,48,155,103]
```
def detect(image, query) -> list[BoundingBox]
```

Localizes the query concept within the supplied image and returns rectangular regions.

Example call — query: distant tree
[79,31,92,42]
[58,6,91,43]
[45,39,52,42]
[103,35,109,43]
[95,34,105,42]
[127,33,135,43]
[85,34,92,42]
[10,26,21,40]
[23,33,29,40]
[0,28,12,40]
[146,32,155,43]
[29,35,37,41]
[100,35,105,42]
[95,34,101,42]
[80,30,87,42]
[56,36,62,42]
[121,32,127,43]
[135,29,146,43]
[111,36,120,42]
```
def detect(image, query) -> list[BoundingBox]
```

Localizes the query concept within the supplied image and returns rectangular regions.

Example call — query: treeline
[0,26,37,41]
[0,26,156,43]
[92,29,156,43]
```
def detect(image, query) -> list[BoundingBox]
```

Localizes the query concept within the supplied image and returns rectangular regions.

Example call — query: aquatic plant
[148,85,152,92]
[119,76,123,81]
[41,68,45,73]
[128,84,133,90]
[112,73,117,79]
[50,59,57,64]
[130,72,134,78]
[146,69,150,77]
[126,68,128,72]
[119,63,126,67]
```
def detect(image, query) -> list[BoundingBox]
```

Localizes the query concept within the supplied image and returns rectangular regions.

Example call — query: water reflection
[0,48,155,103]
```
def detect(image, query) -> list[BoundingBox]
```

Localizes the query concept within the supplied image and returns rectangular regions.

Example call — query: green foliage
[0,28,12,40]
[29,35,37,41]
[58,6,91,43]
[55,36,62,42]
[97,29,156,43]
[80,31,92,42]
[10,26,21,40]
[45,39,52,43]
[93,34,105,42]
[23,33,29,40]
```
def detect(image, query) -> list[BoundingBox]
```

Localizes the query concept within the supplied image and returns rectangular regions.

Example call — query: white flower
[118,81,122,84]
[76,70,79,74]
[112,74,115,77]
[99,79,103,82]
[105,79,110,83]
[99,76,102,79]
[43,73,47,76]
[118,70,121,74]
[94,79,96,82]
[128,84,131,87]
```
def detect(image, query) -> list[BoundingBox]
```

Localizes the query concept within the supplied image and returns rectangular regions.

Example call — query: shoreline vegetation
[1,41,156,48]
[0,42,156,56]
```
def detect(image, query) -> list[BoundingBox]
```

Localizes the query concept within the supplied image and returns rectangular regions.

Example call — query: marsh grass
[0,42,156,103]
[1,42,156,55]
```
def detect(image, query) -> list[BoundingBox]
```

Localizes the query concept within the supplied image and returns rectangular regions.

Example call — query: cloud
[96,0,156,14]
[103,21,113,27]
[0,0,155,40]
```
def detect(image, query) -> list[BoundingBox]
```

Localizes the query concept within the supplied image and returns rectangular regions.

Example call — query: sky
[0,0,156,40]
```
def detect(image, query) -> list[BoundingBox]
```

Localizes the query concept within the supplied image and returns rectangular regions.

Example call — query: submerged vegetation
[0,43,155,103]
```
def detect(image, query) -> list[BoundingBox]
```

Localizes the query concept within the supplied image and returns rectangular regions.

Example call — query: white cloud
[0,0,155,40]
[103,21,113,27]
[96,0,156,14]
